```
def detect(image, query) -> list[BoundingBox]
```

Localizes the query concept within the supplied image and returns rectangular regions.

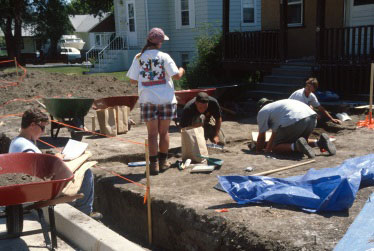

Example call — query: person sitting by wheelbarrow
[8,108,102,220]
[180,92,225,145]
[256,98,336,158]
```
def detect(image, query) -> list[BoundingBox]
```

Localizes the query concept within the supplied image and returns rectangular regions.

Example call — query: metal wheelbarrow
[92,95,139,111]
[43,97,94,140]
[175,88,216,106]
[0,153,74,250]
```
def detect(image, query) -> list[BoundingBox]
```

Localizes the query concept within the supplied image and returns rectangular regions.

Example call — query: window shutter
[175,0,181,29]
[189,0,195,28]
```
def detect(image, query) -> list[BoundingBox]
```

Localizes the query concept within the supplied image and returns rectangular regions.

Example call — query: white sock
[291,143,295,151]
[314,141,319,147]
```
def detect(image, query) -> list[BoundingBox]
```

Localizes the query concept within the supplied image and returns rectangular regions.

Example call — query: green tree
[0,0,32,59]
[67,0,113,15]
[0,0,74,60]
[33,0,73,56]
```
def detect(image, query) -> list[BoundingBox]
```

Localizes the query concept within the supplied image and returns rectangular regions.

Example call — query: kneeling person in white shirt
[289,77,342,125]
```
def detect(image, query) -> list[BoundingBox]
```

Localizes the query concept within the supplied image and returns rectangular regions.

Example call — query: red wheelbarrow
[175,88,216,106]
[0,153,74,250]
[93,95,139,111]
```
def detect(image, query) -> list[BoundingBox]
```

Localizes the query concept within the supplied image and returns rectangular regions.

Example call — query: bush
[176,27,261,90]
[182,28,224,89]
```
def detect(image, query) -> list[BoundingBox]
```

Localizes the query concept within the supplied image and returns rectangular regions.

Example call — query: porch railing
[98,32,128,70]
[86,32,116,67]
[318,25,374,63]
[224,30,280,62]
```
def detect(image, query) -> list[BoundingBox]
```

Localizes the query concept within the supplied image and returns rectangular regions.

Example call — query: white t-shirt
[9,136,42,153]
[289,88,320,108]
[127,49,179,104]
[257,99,316,133]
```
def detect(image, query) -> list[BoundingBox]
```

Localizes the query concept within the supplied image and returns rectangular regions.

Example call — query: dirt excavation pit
[1,68,374,250]
[91,113,374,251]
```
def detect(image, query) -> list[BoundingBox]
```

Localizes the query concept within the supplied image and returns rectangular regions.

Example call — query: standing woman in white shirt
[127,28,185,175]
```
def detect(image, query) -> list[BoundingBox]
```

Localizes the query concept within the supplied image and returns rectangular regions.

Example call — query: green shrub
[184,28,223,89]
[178,26,261,90]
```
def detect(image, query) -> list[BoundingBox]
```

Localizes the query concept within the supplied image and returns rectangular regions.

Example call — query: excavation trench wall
[94,175,293,251]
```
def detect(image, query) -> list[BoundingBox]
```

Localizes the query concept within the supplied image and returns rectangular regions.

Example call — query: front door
[126,1,137,47]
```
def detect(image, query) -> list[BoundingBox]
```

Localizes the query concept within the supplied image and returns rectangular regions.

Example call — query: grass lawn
[27,66,130,82]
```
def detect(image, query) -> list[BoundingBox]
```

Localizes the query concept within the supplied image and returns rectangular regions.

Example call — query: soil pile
[0,69,137,114]
[0,173,45,186]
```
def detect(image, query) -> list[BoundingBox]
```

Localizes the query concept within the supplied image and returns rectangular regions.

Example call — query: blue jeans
[69,169,94,215]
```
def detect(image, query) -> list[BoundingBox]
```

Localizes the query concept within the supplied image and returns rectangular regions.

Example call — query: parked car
[60,47,81,63]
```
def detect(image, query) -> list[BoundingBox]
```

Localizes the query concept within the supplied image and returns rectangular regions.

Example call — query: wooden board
[64,150,92,173]
[62,161,97,196]
[334,193,374,251]
[354,105,370,109]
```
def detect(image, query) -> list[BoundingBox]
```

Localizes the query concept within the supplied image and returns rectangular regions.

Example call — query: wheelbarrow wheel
[6,205,24,236]
[70,130,84,141]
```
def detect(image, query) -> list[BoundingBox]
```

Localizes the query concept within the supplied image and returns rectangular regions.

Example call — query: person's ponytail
[136,40,157,59]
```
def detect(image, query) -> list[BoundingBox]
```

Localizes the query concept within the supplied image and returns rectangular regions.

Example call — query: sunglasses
[36,123,45,132]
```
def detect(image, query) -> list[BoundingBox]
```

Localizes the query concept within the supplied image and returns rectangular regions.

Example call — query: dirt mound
[0,69,137,114]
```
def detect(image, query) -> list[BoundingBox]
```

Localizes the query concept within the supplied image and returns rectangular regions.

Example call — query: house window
[354,0,374,5]
[175,0,195,29]
[242,0,255,24]
[128,3,135,32]
[95,35,101,46]
[181,53,189,69]
[288,0,303,27]
[181,0,189,26]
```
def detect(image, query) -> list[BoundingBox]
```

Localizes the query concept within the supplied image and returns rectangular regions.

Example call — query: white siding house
[345,0,374,26]
[90,0,261,72]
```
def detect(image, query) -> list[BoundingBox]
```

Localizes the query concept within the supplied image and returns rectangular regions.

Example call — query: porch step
[263,75,307,84]
[272,68,312,77]
[279,65,313,71]
[245,90,291,100]
[254,82,303,93]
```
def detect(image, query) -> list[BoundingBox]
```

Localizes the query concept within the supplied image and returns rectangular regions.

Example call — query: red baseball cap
[147,28,169,44]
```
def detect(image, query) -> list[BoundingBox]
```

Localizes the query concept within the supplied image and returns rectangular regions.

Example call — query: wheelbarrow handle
[25,193,84,210]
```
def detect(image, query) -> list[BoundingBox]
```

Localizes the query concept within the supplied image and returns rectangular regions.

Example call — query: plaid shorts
[140,103,177,122]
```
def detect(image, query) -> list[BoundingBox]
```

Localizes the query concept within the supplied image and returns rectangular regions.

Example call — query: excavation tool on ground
[0,153,78,250]
[43,97,94,140]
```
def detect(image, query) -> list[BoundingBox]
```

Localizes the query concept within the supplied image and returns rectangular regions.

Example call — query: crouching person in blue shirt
[9,107,102,220]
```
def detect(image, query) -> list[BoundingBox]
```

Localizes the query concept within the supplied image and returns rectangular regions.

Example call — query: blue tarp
[218,154,374,212]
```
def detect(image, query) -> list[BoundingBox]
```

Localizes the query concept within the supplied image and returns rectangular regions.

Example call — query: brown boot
[158,152,170,173]
[159,159,171,173]
[149,161,159,175]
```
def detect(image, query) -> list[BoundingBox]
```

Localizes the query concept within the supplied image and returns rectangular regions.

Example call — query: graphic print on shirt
[139,58,166,86]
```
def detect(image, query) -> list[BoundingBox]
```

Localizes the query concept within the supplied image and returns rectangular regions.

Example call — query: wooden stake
[252,159,315,176]
[91,115,96,132]
[369,63,373,123]
[14,57,18,78]
[145,139,152,245]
